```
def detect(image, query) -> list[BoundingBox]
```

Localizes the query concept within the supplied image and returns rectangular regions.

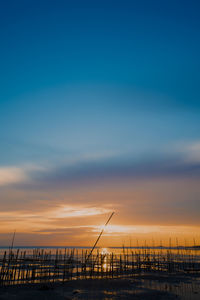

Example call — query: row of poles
[1,246,200,286]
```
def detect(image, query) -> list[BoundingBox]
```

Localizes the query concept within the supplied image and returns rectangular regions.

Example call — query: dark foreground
[0,273,200,300]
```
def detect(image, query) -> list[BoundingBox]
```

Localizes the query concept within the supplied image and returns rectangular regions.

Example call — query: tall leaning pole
[85,212,115,263]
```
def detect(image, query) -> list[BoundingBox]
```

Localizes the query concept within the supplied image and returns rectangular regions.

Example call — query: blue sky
[0,0,200,245]
[1,0,200,165]
[1,0,200,104]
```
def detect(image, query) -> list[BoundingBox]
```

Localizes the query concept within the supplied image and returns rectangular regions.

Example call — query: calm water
[1,246,200,299]
[1,245,200,259]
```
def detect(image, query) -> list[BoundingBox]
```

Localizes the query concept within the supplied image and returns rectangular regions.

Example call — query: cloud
[0,204,112,234]
[15,150,200,190]
[180,141,200,163]
[0,167,27,186]
[2,139,200,190]
[0,205,110,220]
[50,205,111,218]
[0,164,46,187]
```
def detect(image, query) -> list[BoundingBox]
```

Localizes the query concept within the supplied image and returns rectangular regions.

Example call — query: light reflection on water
[0,246,200,256]
[1,245,200,297]
[102,256,107,272]
[100,248,109,255]
[100,248,109,271]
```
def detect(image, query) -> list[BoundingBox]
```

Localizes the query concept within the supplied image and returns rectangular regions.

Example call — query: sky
[0,0,200,247]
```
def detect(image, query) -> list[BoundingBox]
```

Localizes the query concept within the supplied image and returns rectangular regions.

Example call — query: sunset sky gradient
[0,0,200,246]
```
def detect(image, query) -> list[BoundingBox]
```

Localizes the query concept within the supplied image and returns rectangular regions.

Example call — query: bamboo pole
[85,212,115,264]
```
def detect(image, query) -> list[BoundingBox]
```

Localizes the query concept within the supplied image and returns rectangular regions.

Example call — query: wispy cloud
[15,150,200,190]
[0,167,27,186]
[0,205,110,220]
[180,141,200,163]
[1,144,200,190]
[0,205,112,234]
[50,205,111,218]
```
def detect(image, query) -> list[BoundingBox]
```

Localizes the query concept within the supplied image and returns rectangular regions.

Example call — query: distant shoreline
[1,245,200,250]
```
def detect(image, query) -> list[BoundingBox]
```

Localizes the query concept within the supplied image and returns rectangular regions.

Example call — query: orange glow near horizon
[1,178,200,247]
[1,210,200,247]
